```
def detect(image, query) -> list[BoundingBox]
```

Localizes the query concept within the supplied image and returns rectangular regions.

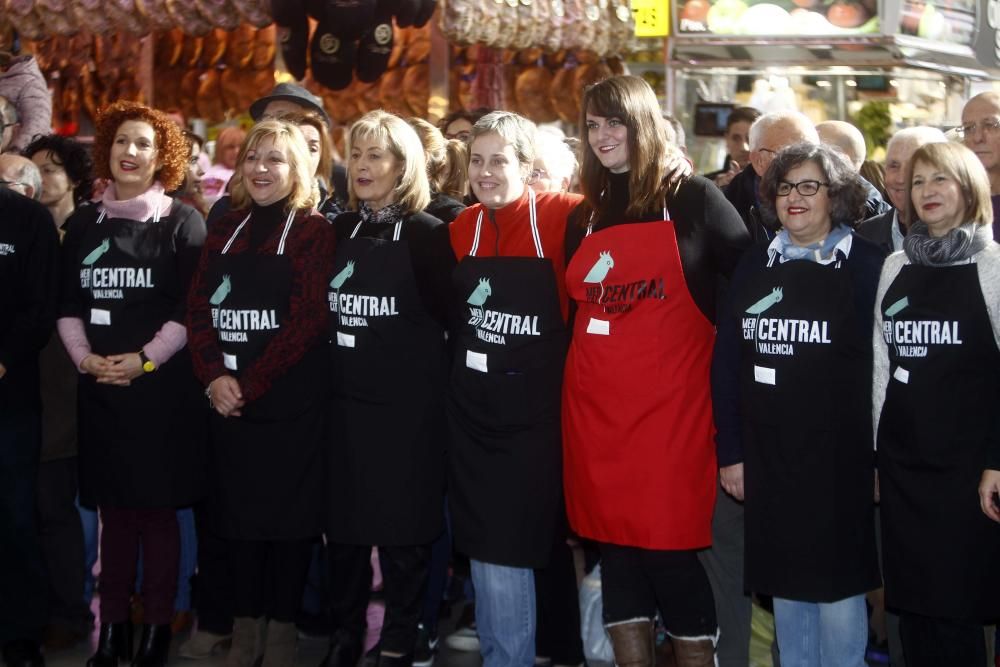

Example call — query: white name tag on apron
[586,318,610,336]
[223,353,238,371]
[754,365,776,385]
[893,366,909,384]
[466,350,488,373]
[89,308,111,326]
[337,332,355,348]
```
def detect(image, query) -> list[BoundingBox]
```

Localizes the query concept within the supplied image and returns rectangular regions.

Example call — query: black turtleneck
[248,197,291,251]
[565,172,750,323]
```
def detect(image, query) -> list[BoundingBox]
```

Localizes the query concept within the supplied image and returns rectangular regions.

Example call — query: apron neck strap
[586,200,669,237]
[350,218,403,241]
[276,208,296,255]
[222,208,296,255]
[470,190,542,258]
[95,209,107,225]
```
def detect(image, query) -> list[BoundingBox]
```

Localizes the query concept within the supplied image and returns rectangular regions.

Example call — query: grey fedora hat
[249,82,332,127]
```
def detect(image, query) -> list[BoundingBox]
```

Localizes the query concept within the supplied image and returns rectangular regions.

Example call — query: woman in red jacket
[448,111,581,667]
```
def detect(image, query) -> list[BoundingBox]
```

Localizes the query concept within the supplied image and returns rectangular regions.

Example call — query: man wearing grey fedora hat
[249,82,332,129]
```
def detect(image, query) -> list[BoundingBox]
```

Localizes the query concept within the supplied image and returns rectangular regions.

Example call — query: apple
[681,0,710,23]
[827,1,868,27]
[918,3,946,38]
[706,0,749,34]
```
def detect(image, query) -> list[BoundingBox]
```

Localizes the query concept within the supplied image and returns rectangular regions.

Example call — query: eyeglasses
[528,168,549,183]
[757,147,778,158]
[955,118,1000,139]
[0,179,26,189]
[776,179,829,197]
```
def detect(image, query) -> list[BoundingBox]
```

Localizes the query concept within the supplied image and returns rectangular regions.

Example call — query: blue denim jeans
[773,594,868,667]
[470,560,536,667]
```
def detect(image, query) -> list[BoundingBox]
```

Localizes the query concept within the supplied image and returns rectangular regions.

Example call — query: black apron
[736,247,879,602]
[326,216,447,546]
[207,209,326,540]
[448,191,566,569]
[878,261,1000,620]
[73,203,206,509]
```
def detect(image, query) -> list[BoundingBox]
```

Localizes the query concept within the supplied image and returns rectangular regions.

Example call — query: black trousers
[535,538,584,664]
[35,456,90,632]
[193,502,234,634]
[599,542,717,639]
[0,412,48,642]
[230,538,313,622]
[899,612,986,667]
[328,543,431,654]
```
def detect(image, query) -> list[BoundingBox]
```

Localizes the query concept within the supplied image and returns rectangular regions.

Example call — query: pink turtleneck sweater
[58,183,188,370]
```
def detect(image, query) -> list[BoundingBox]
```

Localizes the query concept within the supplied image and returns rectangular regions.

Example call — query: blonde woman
[186,119,335,667]
[874,141,1000,666]
[322,110,454,667]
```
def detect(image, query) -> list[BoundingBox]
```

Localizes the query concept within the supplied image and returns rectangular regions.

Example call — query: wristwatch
[138,350,156,373]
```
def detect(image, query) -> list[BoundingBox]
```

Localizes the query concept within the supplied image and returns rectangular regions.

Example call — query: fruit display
[677,0,882,35]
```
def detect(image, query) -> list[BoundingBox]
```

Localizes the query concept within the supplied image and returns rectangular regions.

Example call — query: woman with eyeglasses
[874,141,1000,666]
[713,142,884,667]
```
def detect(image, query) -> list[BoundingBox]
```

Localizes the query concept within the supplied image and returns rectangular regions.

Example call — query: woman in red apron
[874,142,1000,666]
[562,75,749,666]
[57,102,207,667]
[187,119,334,667]
[448,111,581,667]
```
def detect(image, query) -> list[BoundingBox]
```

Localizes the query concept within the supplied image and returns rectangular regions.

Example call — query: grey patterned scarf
[903,220,991,266]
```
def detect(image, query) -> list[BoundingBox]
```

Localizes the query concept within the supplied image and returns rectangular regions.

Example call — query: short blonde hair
[905,142,993,229]
[347,110,430,214]
[230,119,319,211]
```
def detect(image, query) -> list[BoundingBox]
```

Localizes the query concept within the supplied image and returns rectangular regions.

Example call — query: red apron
[562,213,716,550]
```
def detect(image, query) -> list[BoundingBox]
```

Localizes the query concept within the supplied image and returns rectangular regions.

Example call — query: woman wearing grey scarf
[873,142,1000,666]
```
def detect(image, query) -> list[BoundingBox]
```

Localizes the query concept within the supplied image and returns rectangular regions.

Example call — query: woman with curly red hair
[57,101,207,667]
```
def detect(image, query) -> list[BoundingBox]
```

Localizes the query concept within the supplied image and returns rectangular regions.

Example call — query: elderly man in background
[0,182,59,667]
[960,91,1000,239]
[857,127,947,254]
[724,110,820,241]
[0,154,42,200]
[816,119,890,219]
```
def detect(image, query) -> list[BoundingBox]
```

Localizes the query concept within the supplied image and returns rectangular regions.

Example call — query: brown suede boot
[226,617,266,667]
[606,620,655,667]
[260,621,298,667]
[670,636,715,667]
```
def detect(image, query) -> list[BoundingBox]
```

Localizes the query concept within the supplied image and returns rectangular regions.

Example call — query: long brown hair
[577,76,689,224]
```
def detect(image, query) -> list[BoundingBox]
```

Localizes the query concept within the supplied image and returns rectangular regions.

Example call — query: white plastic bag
[579,564,615,663]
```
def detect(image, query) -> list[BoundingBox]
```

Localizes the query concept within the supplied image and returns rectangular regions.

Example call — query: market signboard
[675,0,881,35]
[898,0,976,44]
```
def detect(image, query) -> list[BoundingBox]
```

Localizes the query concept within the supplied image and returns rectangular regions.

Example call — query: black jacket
[856,209,896,255]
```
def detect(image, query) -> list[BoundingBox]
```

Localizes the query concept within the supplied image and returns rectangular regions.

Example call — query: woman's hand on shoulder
[208,374,245,417]
[979,469,1000,523]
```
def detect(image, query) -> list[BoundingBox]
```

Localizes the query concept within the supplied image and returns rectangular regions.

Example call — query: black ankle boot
[318,637,363,667]
[131,624,171,667]
[87,623,133,667]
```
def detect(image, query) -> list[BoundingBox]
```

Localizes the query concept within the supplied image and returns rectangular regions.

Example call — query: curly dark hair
[92,101,187,192]
[22,134,94,204]
[759,142,868,230]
